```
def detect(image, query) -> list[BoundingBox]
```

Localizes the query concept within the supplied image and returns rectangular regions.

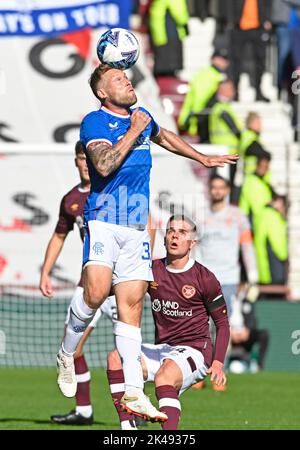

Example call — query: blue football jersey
[80,105,160,226]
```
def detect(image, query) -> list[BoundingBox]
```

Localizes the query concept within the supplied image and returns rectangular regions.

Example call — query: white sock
[114,321,144,391]
[121,419,137,430]
[62,291,97,355]
[76,405,93,418]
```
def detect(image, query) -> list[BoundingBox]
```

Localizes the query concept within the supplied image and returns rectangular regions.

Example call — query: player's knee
[84,284,107,309]
[74,349,83,359]
[107,349,122,370]
[154,366,170,386]
[155,360,181,390]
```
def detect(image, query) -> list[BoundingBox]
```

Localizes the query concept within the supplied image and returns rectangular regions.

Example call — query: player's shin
[62,293,97,356]
[75,355,93,418]
[107,369,137,430]
[114,321,144,394]
[155,385,181,430]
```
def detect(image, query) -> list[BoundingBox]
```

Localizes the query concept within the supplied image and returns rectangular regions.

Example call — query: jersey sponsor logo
[70,203,79,211]
[182,285,196,299]
[92,241,104,255]
[152,299,192,317]
[109,121,118,129]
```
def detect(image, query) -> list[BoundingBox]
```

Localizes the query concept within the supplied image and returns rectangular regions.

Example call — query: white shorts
[141,343,208,396]
[65,287,118,327]
[83,220,153,286]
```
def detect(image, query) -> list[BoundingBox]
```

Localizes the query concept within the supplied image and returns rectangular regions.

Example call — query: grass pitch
[0,368,299,430]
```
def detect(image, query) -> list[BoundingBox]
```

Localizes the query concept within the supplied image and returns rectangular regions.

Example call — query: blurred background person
[178,49,229,142]
[254,194,289,285]
[227,0,272,102]
[229,290,270,372]
[196,175,258,319]
[208,80,243,186]
[149,0,189,78]
[271,0,292,98]
[239,153,274,231]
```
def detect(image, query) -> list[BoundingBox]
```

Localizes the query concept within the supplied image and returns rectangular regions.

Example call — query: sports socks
[107,369,136,428]
[74,355,92,418]
[62,291,97,356]
[155,385,181,430]
[114,321,144,392]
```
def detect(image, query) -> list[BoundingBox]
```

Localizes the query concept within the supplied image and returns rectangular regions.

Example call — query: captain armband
[207,295,226,313]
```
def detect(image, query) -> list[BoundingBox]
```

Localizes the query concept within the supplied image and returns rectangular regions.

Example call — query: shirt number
[142,242,151,260]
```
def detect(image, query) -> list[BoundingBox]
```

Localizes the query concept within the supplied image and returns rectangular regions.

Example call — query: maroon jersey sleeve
[54,195,75,235]
[203,270,230,365]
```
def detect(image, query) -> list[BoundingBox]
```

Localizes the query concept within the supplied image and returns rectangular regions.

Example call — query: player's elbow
[96,166,111,177]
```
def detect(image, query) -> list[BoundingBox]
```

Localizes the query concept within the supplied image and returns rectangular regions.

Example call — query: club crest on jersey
[70,203,79,211]
[182,285,196,299]
[93,241,104,255]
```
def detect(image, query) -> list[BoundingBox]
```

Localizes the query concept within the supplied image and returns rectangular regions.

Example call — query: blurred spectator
[208,80,243,185]
[227,0,272,102]
[195,175,258,318]
[229,292,269,372]
[239,154,273,230]
[240,112,271,181]
[178,49,229,142]
[286,2,300,139]
[286,0,300,69]
[149,0,189,77]
[190,0,211,21]
[254,194,288,285]
[271,0,292,95]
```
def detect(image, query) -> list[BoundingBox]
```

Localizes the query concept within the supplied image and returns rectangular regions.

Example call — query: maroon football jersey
[148,258,230,366]
[55,185,89,286]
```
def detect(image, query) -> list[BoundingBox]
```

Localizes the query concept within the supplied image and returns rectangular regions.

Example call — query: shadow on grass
[0,418,108,426]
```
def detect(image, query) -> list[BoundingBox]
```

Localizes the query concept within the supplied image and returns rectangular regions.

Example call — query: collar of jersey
[165,258,195,273]
[101,105,130,119]
[77,183,90,193]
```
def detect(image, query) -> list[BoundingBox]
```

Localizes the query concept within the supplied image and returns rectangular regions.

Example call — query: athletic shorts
[83,220,153,285]
[141,343,208,396]
[65,286,118,327]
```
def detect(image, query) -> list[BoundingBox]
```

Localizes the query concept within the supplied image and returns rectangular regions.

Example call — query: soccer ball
[97,28,140,70]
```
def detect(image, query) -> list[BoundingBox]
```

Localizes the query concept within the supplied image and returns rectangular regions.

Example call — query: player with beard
[57,65,238,422]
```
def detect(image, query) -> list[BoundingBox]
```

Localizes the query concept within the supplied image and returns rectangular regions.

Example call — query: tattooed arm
[86,109,151,177]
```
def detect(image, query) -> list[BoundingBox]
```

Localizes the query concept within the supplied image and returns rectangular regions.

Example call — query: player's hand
[130,108,151,135]
[202,154,239,168]
[39,274,53,298]
[206,360,226,386]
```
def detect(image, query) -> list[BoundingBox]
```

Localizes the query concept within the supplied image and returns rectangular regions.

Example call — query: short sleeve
[201,267,223,305]
[150,115,160,137]
[54,197,74,235]
[80,112,113,148]
[138,107,160,138]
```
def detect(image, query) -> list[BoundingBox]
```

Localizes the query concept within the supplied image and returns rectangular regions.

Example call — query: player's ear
[189,239,197,250]
[163,236,166,248]
[74,158,78,168]
[97,87,107,101]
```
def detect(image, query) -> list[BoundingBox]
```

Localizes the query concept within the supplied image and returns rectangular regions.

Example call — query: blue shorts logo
[93,242,104,255]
